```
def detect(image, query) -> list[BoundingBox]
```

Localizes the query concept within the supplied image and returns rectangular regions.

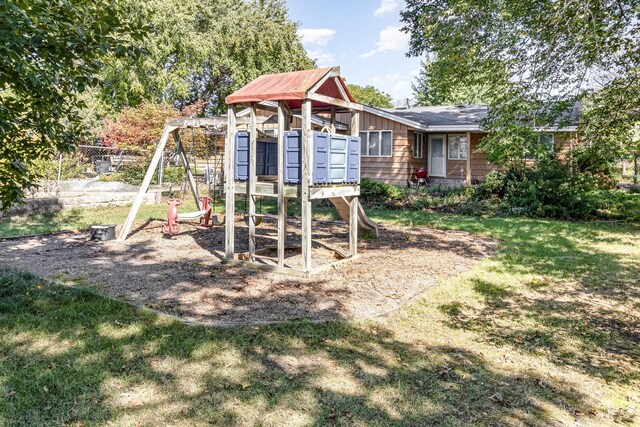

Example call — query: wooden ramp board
[329,197,379,238]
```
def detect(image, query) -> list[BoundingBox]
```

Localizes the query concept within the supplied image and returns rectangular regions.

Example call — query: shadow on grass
[0,270,600,426]
[430,215,640,385]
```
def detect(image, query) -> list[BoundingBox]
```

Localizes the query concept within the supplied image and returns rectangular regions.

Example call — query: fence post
[56,153,63,196]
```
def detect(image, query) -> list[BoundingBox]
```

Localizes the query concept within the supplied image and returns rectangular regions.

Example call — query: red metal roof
[225,67,355,107]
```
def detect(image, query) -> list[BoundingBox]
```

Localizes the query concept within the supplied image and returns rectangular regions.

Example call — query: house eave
[361,104,430,131]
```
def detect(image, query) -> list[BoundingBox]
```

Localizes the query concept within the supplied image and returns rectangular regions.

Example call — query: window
[540,133,555,151]
[263,129,276,137]
[413,133,424,159]
[524,133,555,160]
[359,130,393,157]
[448,134,468,160]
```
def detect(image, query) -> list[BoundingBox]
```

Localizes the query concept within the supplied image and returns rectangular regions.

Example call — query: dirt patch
[0,219,497,326]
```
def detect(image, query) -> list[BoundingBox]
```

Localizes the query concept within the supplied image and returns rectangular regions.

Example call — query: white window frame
[262,128,277,138]
[413,132,424,159]
[360,130,394,157]
[447,134,468,160]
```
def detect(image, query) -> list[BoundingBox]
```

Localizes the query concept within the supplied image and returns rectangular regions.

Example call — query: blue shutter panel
[347,136,360,183]
[329,134,348,183]
[234,131,249,180]
[284,131,301,183]
[256,140,266,176]
[312,131,329,184]
[265,142,278,175]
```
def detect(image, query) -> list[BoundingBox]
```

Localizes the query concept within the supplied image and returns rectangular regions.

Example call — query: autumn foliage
[100,101,179,149]
[99,100,208,150]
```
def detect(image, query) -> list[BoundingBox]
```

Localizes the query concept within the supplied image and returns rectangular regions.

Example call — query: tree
[100,101,181,150]
[412,59,493,106]
[401,0,640,169]
[100,0,314,114]
[0,0,146,209]
[347,84,394,108]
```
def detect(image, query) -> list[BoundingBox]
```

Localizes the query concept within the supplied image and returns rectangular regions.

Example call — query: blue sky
[286,0,424,105]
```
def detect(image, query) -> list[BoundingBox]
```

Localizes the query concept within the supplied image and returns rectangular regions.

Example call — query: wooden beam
[234,181,298,198]
[334,77,350,103]
[175,131,201,209]
[306,92,363,111]
[222,258,310,278]
[308,66,340,94]
[301,99,313,272]
[277,101,287,267]
[225,105,236,258]
[118,125,178,241]
[248,103,257,262]
[466,131,472,185]
[349,109,360,256]
[310,184,359,200]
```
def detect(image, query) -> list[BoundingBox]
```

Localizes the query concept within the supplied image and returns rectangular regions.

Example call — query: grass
[1,208,639,425]
[0,199,341,239]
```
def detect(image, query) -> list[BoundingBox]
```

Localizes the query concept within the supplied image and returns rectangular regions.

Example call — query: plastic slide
[329,197,379,238]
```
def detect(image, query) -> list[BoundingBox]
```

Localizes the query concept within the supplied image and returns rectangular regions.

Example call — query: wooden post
[175,131,201,209]
[349,110,360,256]
[301,99,313,272]
[225,105,236,258]
[158,151,164,187]
[466,131,472,185]
[248,103,258,262]
[118,125,177,241]
[277,101,287,267]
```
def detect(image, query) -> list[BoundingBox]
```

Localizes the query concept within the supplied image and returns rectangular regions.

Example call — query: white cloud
[374,0,400,16]
[297,28,336,46]
[308,49,335,67]
[361,26,409,58]
[368,74,412,98]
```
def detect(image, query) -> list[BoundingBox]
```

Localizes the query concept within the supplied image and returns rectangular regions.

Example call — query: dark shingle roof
[385,105,489,128]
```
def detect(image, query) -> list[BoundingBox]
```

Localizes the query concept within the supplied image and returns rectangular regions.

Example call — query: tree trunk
[634,153,638,185]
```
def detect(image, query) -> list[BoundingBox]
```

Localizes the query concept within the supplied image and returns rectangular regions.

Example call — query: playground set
[118,67,378,276]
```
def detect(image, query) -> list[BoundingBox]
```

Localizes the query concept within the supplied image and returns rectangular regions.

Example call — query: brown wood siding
[359,111,411,185]
[469,133,498,181]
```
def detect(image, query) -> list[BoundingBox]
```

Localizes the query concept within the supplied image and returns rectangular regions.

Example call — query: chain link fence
[26,127,227,204]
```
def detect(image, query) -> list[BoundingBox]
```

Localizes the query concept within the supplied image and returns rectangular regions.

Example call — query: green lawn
[1,208,639,426]
[0,200,340,239]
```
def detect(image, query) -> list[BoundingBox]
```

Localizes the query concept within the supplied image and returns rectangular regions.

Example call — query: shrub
[31,156,88,181]
[472,160,612,220]
[109,162,186,186]
[359,178,405,207]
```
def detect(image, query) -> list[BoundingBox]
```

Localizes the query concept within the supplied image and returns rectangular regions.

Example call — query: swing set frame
[118,117,230,241]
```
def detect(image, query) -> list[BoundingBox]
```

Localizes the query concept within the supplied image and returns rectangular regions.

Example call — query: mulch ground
[0,218,497,326]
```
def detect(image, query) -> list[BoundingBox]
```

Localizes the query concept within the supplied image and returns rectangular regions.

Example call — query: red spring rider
[199,196,213,228]
[164,199,183,234]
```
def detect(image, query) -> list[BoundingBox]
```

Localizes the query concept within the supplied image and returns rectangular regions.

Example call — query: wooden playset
[118,67,378,276]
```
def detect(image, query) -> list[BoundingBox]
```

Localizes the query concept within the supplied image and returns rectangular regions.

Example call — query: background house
[236,102,580,187]
[351,104,580,186]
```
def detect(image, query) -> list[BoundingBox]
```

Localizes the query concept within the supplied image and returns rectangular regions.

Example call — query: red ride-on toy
[163,196,214,235]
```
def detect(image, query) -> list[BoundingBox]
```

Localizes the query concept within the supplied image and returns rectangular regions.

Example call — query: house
[233,100,580,187]
[352,104,581,186]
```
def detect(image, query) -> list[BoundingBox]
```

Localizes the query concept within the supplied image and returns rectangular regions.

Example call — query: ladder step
[253,254,279,261]
[250,213,278,220]
[250,193,278,198]
[249,233,279,241]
